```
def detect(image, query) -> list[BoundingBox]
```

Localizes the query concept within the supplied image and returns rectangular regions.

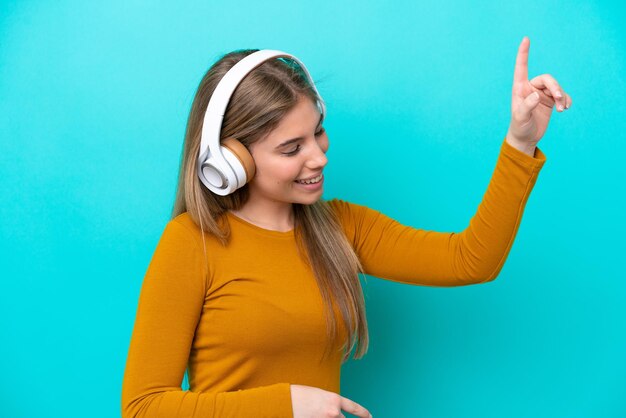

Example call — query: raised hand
[505,37,573,152]
[291,384,373,418]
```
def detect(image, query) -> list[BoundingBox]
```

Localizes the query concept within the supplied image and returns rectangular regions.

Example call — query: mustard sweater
[122,138,546,417]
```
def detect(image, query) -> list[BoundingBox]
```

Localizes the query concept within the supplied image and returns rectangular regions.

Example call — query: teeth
[296,174,322,185]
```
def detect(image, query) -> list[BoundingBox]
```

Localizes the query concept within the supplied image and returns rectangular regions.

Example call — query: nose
[306,138,328,169]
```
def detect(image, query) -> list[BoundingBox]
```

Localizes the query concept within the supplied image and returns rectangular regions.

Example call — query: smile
[295,174,323,185]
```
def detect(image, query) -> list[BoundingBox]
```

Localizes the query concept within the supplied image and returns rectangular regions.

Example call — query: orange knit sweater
[122,138,546,417]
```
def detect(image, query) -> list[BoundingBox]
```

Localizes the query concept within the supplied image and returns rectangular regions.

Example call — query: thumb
[515,91,541,123]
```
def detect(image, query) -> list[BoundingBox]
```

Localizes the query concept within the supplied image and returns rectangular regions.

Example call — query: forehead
[257,96,323,146]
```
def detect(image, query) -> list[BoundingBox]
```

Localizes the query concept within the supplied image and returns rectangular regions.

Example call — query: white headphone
[197,50,327,196]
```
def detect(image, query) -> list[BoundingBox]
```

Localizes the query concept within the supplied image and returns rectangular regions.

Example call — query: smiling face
[246,95,329,210]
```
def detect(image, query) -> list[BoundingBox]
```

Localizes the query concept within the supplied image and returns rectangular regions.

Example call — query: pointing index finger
[514,36,530,83]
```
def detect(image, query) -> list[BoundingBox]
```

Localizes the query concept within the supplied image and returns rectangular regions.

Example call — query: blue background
[1,1,624,417]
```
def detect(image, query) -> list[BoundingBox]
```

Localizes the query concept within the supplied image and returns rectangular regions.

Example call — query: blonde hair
[171,49,369,362]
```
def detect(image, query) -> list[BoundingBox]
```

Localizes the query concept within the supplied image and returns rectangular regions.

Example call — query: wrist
[505,134,537,157]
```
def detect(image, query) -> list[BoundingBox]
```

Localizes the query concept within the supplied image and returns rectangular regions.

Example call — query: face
[246,95,329,207]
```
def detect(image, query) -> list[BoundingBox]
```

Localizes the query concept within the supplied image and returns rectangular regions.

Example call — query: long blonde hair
[171,49,369,362]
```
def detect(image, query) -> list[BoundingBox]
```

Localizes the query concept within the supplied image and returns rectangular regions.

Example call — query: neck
[230,200,295,232]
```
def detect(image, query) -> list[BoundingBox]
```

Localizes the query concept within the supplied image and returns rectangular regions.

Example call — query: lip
[294,174,324,190]
[295,172,323,181]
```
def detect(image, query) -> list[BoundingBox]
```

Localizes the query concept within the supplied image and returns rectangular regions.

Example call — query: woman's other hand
[290,384,373,418]
[506,36,573,152]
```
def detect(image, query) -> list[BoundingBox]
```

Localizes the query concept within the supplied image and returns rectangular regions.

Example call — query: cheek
[255,159,300,185]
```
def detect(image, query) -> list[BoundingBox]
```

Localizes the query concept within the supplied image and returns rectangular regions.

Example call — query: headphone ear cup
[221,137,256,187]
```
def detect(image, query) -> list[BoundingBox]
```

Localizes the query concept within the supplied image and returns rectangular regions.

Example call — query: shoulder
[326,198,374,220]
[165,212,222,250]
[326,198,355,214]
[171,212,201,234]
[325,198,380,234]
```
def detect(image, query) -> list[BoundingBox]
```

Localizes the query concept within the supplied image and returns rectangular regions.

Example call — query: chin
[299,198,321,206]
[294,193,323,206]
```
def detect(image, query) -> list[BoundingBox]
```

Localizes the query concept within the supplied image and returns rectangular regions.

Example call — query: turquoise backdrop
[1,1,624,417]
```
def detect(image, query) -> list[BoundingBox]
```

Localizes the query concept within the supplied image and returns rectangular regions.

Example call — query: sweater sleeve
[121,219,293,418]
[328,137,547,287]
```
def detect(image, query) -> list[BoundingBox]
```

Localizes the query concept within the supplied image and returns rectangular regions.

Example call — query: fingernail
[555,91,562,98]
[557,104,564,111]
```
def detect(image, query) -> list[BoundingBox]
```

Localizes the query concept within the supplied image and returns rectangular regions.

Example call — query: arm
[329,137,546,287]
[121,220,293,418]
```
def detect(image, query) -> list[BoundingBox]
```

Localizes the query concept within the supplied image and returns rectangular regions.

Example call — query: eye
[282,144,301,157]
[282,127,325,157]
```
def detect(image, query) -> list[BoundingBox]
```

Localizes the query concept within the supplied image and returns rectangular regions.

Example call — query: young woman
[122,37,571,418]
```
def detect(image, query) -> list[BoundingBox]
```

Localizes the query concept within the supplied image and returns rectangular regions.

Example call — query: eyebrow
[274,113,324,149]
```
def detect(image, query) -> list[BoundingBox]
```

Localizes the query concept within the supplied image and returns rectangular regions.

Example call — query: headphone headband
[197,50,326,196]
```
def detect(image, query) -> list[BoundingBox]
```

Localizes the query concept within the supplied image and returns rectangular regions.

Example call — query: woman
[121,37,571,417]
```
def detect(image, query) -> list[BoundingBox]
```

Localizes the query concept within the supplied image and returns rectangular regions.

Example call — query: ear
[222,137,256,181]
